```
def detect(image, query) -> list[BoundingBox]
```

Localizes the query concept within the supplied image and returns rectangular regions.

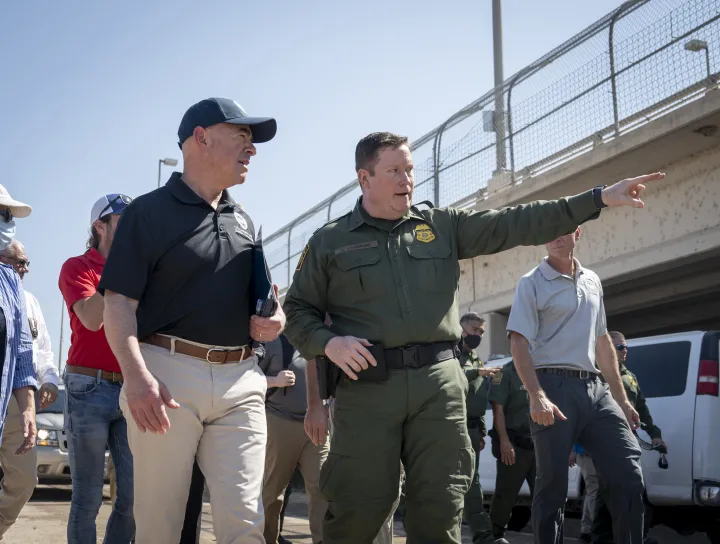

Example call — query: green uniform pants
[320,359,474,544]
[490,446,535,537]
[463,425,495,544]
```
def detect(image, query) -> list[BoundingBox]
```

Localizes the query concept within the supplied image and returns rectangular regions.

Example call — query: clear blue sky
[0,0,622,366]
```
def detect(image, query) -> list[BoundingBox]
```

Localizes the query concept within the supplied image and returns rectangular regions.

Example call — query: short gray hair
[0,240,24,258]
[460,312,485,326]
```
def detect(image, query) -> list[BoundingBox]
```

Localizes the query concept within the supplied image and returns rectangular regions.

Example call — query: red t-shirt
[58,248,121,373]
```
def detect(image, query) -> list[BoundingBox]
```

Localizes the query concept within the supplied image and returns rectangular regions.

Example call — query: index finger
[355,344,377,367]
[144,404,168,434]
[626,172,665,185]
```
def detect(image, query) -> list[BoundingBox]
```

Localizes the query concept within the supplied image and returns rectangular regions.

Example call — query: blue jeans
[64,372,135,544]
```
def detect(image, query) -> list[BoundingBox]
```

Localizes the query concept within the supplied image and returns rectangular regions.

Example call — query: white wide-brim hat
[0,184,31,218]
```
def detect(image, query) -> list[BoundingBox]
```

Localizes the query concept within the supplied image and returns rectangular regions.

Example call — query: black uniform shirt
[98,173,256,346]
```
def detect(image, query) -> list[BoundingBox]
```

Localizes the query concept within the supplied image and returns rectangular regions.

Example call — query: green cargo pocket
[331,246,385,302]
[406,241,456,292]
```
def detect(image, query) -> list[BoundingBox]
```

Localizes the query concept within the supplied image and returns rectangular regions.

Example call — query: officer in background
[458,312,498,544]
[591,331,665,544]
[283,131,635,544]
[488,360,535,544]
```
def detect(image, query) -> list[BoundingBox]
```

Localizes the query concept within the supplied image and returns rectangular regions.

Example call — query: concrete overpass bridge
[464,91,720,360]
[265,0,720,359]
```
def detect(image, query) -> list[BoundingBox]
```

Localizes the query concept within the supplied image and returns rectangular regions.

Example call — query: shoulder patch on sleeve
[492,372,503,385]
[296,243,310,271]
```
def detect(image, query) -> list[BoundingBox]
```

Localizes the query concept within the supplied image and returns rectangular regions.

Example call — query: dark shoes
[278,536,293,544]
[578,534,592,543]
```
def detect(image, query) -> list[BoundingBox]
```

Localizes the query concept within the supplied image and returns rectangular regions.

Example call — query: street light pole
[685,39,711,80]
[492,0,507,172]
[157,157,179,188]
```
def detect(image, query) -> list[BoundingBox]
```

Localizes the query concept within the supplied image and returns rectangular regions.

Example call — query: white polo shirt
[506,258,607,373]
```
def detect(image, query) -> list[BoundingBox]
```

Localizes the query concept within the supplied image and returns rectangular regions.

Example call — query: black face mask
[464,334,482,350]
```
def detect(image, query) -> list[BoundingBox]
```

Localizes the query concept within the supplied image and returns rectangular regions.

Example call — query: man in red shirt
[58,194,135,544]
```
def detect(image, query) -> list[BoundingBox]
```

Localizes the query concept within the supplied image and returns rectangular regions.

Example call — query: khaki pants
[121,344,267,544]
[0,396,37,537]
[263,412,328,544]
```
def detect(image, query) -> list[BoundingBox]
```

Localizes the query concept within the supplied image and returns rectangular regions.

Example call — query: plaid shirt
[0,264,38,444]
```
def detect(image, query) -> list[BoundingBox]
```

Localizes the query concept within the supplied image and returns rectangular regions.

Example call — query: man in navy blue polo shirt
[101,98,284,543]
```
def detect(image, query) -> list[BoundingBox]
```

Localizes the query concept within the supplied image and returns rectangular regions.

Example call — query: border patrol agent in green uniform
[488,360,536,543]
[591,331,665,544]
[458,313,498,544]
[283,131,638,544]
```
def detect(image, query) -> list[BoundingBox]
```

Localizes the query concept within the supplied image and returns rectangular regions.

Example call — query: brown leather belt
[65,364,124,384]
[142,334,253,364]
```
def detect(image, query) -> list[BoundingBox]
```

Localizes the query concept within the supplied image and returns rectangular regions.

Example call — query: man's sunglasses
[0,208,12,223]
[615,344,627,351]
[98,194,132,219]
[0,255,29,268]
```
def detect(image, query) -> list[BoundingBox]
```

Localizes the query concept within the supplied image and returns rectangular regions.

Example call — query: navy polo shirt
[98,173,256,346]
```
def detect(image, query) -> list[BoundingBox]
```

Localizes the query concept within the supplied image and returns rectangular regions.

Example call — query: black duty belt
[384,342,459,370]
[537,367,599,380]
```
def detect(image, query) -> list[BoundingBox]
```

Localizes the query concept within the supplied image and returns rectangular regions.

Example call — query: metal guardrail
[266,0,720,293]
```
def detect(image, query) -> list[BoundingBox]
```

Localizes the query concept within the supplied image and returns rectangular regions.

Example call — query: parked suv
[35,384,71,482]
[477,330,720,542]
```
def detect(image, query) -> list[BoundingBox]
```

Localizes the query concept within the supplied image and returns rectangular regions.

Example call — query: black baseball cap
[177,98,277,148]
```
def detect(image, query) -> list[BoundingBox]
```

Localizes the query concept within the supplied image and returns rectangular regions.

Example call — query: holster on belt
[317,342,459,393]
[317,356,341,400]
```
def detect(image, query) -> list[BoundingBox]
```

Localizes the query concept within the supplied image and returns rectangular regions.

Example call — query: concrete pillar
[478,311,510,362]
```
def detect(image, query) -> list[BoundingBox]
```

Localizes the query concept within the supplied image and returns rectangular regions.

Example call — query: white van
[477,330,720,541]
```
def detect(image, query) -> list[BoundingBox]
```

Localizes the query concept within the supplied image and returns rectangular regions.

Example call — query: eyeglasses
[98,194,132,220]
[615,344,627,351]
[0,256,29,268]
[0,208,12,223]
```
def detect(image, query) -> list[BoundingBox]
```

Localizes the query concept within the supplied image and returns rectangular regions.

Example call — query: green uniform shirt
[620,365,662,439]
[284,190,601,360]
[488,361,531,436]
[460,349,489,431]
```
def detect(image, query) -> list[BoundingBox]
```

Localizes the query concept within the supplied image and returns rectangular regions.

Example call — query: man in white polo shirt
[507,227,644,544]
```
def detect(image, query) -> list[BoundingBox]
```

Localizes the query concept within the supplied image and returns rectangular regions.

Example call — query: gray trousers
[530,372,644,544]
[576,454,599,535]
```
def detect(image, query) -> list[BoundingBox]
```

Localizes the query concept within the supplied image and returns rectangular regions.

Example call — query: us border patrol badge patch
[414,224,435,243]
[492,372,503,385]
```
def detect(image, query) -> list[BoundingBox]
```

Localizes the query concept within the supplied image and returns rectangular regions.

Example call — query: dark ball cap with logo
[177,98,277,149]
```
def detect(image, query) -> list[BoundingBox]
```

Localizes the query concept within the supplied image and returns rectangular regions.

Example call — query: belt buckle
[579,370,590,379]
[401,346,420,368]
[206,348,228,363]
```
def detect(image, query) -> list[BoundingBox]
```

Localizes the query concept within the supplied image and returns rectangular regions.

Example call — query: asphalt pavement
[3,485,710,543]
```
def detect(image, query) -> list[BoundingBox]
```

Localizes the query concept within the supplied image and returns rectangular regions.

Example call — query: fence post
[609,0,643,136]
[286,228,292,289]
[609,7,621,136]
[507,72,519,183]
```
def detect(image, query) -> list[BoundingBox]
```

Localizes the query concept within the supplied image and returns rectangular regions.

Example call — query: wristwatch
[593,185,608,209]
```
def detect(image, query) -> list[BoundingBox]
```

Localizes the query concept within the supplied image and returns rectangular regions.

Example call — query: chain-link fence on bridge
[266,0,720,293]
